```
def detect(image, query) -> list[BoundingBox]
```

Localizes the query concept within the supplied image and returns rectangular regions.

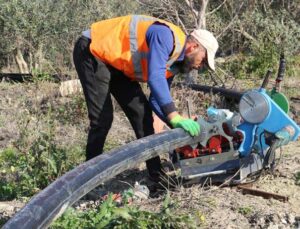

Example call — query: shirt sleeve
[146,23,177,117]
[149,77,174,123]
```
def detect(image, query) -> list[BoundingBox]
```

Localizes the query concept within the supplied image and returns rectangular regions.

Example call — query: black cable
[258,131,266,159]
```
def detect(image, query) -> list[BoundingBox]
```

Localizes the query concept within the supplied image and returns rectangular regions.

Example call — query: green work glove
[170,115,200,137]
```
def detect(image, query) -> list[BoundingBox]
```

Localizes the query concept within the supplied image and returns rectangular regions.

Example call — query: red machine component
[176,145,199,158]
[177,135,230,159]
[176,119,244,159]
[207,135,227,154]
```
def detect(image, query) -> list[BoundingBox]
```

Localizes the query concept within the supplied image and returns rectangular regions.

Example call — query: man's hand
[170,114,200,136]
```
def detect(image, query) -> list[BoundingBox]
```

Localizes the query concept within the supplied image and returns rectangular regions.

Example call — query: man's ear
[185,40,199,54]
[190,41,199,52]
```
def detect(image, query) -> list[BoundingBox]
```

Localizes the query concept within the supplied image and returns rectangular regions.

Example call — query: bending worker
[73,15,219,182]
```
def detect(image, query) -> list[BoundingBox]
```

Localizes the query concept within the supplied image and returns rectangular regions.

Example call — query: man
[73,15,219,181]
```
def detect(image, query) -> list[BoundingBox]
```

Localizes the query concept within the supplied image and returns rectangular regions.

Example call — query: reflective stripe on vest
[129,15,184,81]
[129,15,153,81]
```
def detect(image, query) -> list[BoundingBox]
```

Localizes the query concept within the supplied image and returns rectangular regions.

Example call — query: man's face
[180,44,207,73]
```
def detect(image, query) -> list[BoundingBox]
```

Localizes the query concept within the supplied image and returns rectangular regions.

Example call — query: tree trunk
[197,0,209,29]
[15,48,29,74]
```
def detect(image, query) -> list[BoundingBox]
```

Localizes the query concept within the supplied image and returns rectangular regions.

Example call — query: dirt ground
[0,78,299,228]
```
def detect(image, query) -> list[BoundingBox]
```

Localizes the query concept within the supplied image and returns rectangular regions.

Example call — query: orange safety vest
[90,15,186,82]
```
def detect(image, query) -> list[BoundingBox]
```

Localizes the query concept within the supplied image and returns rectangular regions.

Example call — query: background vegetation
[1,0,299,79]
[0,0,299,228]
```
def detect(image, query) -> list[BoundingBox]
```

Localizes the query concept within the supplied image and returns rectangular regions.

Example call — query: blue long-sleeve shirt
[146,23,185,121]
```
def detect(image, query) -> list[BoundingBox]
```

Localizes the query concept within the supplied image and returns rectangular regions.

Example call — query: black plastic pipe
[4,128,204,229]
[0,73,70,83]
[187,84,244,102]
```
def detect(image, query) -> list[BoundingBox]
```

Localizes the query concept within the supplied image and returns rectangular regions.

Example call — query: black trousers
[73,36,161,177]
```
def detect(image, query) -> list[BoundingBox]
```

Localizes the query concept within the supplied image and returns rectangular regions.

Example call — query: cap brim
[207,51,215,71]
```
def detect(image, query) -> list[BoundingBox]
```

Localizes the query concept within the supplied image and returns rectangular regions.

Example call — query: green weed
[54,95,87,125]
[103,139,121,152]
[31,68,56,82]
[51,192,198,229]
[238,206,253,216]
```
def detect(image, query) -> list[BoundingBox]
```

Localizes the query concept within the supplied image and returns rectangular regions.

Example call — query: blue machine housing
[237,88,300,157]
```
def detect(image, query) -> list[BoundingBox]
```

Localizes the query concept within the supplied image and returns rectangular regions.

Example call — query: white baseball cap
[190,29,219,71]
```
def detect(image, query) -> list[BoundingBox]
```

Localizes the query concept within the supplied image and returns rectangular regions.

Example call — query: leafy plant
[51,192,198,229]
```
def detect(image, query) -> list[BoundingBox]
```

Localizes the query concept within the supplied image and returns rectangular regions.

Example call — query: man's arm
[146,23,200,136]
[146,23,178,120]
[149,77,174,123]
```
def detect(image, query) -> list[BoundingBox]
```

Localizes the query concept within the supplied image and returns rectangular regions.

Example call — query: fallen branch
[237,184,289,202]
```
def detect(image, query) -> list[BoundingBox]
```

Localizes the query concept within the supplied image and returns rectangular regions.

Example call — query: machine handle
[261,70,272,89]
[276,53,285,83]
